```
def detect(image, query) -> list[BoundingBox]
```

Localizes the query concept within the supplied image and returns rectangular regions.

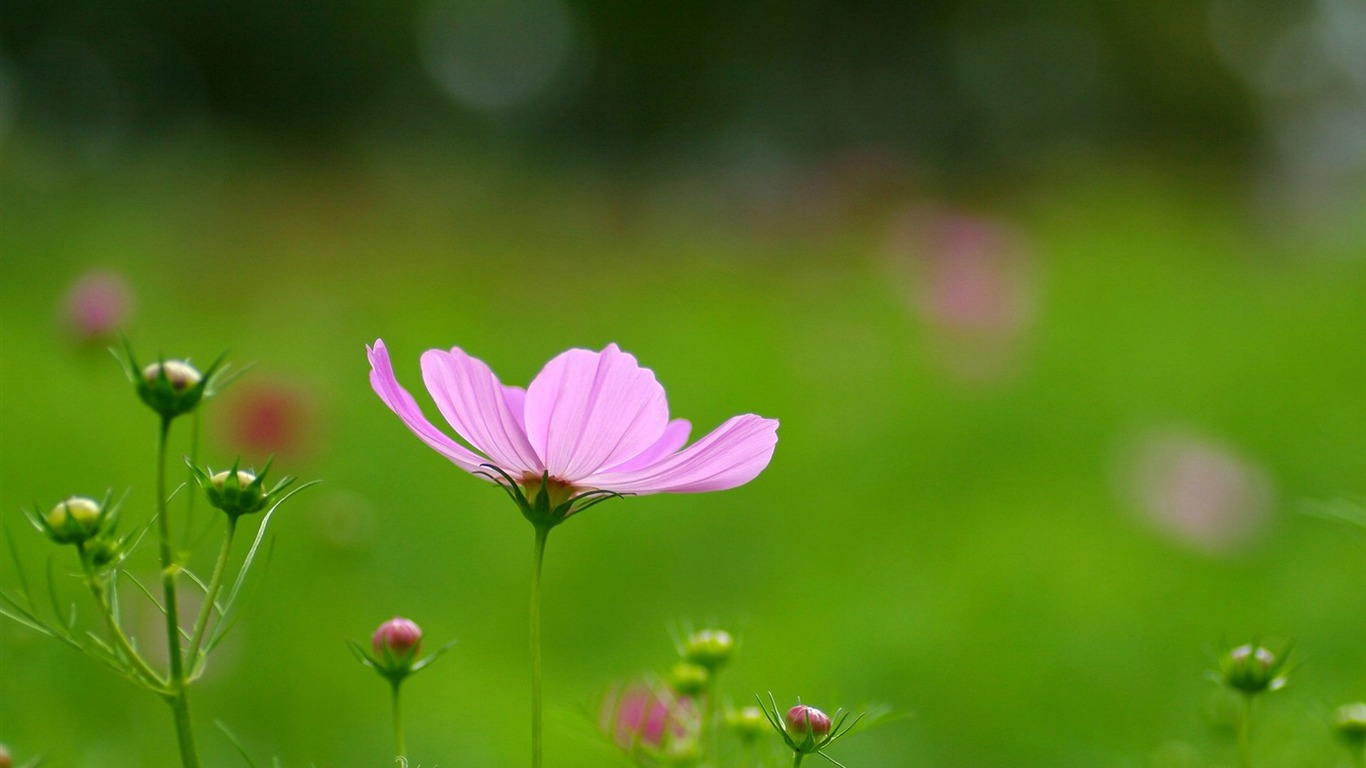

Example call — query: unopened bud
[372,617,423,661]
[143,360,201,390]
[206,470,268,517]
[137,359,207,418]
[46,497,103,544]
[726,705,767,742]
[1219,644,1286,695]
[668,661,710,697]
[785,704,832,742]
[682,628,734,671]
[1335,702,1366,747]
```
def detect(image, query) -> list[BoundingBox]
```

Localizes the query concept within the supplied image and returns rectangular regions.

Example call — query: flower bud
[682,628,734,671]
[45,496,103,544]
[601,684,693,752]
[1219,644,1286,695]
[372,617,423,662]
[785,704,832,742]
[206,470,268,517]
[668,661,710,697]
[726,705,768,743]
[1335,702,1366,747]
[138,359,207,418]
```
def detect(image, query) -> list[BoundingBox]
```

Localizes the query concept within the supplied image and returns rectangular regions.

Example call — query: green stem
[530,525,550,768]
[77,546,167,691]
[392,680,406,759]
[156,416,201,768]
[1237,694,1253,768]
[181,409,202,551]
[185,516,238,675]
[792,751,805,768]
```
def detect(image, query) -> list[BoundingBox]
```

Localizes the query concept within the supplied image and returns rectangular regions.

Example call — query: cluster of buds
[188,459,295,521]
[32,494,126,567]
[350,617,453,687]
[1216,643,1289,696]
[664,627,735,698]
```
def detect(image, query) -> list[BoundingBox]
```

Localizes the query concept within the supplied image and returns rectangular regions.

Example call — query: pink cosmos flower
[367,340,778,519]
[600,683,695,751]
[61,269,134,344]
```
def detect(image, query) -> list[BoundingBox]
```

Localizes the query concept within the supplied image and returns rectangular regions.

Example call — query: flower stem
[78,546,166,691]
[792,751,805,768]
[530,524,550,768]
[392,680,406,758]
[156,416,201,768]
[185,516,238,674]
[1237,694,1253,768]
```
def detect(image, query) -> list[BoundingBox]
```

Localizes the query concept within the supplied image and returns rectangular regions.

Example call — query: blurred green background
[1,1,1364,766]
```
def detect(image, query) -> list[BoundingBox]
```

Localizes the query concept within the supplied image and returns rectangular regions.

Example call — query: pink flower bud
[372,617,423,659]
[602,684,692,750]
[785,704,832,741]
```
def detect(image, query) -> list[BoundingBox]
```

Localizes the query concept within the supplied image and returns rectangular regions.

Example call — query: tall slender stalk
[155,416,202,768]
[185,517,238,671]
[530,525,550,768]
[1237,694,1253,768]
[392,680,407,758]
[792,752,805,768]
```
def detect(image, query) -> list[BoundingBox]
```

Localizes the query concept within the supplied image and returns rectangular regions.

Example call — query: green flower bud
[137,359,207,419]
[1219,644,1286,695]
[45,497,103,545]
[726,705,768,743]
[189,458,295,520]
[668,661,710,697]
[206,470,269,517]
[1335,702,1366,747]
[682,628,734,671]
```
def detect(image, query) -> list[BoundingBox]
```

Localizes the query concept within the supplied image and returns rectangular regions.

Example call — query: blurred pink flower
[885,207,1037,382]
[60,269,133,344]
[368,340,778,509]
[220,382,314,460]
[600,683,694,751]
[1117,427,1274,555]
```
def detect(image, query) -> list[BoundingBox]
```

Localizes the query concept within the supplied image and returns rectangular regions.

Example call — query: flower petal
[421,348,542,475]
[582,414,778,494]
[601,419,691,474]
[523,344,670,481]
[367,340,489,475]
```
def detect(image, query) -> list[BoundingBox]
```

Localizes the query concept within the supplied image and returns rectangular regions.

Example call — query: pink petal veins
[523,344,670,481]
[584,414,778,494]
[420,348,542,475]
[367,341,490,475]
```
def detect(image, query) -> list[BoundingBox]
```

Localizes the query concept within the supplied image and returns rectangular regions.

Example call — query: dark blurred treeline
[0,0,1265,167]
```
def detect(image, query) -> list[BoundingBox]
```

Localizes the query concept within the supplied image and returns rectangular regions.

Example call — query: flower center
[519,473,580,510]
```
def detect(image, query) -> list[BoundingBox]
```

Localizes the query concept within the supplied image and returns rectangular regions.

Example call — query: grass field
[2,139,1363,767]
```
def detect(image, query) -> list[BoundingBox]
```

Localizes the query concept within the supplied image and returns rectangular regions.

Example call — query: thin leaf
[3,518,35,606]
[0,603,57,637]
[220,481,317,613]
[123,572,166,616]
[215,720,262,768]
